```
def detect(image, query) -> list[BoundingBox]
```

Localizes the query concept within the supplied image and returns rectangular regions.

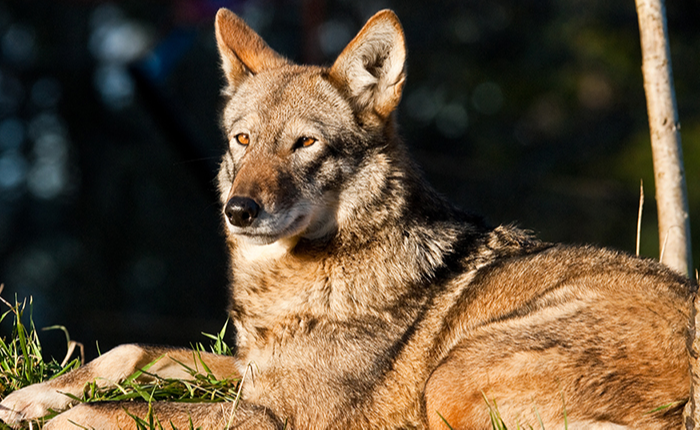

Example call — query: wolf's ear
[215,8,287,88]
[330,10,406,120]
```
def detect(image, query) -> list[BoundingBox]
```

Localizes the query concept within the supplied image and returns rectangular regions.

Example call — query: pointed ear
[329,10,406,119]
[215,8,287,88]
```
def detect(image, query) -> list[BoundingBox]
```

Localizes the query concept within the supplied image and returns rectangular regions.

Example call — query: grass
[0,289,81,400]
[481,394,555,430]
[0,286,241,429]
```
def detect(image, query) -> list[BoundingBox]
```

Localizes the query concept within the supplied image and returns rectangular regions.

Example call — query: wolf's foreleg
[41,400,282,430]
[0,344,239,425]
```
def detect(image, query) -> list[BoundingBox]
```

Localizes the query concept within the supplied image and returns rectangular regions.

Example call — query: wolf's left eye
[235,133,250,146]
[295,137,316,149]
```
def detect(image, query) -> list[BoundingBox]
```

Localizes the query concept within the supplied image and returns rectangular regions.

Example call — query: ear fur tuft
[215,8,287,89]
[330,10,407,119]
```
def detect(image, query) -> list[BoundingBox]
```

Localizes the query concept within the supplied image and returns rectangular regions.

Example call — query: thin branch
[636,180,644,256]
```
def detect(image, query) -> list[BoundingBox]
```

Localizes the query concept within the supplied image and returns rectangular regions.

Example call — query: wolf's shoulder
[461,222,694,301]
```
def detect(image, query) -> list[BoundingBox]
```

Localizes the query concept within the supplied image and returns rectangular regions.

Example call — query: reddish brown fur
[0,8,694,430]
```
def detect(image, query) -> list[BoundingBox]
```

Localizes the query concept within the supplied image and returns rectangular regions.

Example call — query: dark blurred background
[0,0,698,362]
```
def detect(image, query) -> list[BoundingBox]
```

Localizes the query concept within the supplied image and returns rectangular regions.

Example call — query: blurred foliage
[0,0,698,360]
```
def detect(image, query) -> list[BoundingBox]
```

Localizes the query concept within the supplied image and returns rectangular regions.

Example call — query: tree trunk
[634,1,695,428]
[635,0,692,276]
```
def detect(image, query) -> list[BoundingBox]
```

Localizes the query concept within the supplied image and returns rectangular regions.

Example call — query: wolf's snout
[226,196,260,227]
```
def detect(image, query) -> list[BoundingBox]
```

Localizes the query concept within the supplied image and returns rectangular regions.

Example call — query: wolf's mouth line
[232,213,310,239]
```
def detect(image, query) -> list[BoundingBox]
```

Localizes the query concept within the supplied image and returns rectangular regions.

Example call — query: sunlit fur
[0,8,694,430]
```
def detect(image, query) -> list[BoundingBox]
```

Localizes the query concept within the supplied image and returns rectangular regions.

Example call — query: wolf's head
[215,9,407,250]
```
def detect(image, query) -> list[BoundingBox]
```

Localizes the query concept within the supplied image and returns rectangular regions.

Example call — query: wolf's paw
[0,382,75,425]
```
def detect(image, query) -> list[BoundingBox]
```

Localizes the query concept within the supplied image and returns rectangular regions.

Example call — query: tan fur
[0,9,694,430]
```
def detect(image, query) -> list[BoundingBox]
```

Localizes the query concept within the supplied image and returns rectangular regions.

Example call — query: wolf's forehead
[228,69,349,123]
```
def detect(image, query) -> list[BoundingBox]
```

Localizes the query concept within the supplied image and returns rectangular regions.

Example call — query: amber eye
[296,137,316,148]
[235,133,250,146]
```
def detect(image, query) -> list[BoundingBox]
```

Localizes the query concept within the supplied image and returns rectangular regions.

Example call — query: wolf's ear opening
[215,8,287,89]
[329,10,406,120]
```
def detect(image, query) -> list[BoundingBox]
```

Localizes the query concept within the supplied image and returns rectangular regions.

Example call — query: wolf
[0,8,694,430]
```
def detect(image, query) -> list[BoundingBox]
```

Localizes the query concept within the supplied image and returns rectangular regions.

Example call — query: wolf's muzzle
[225,196,260,227]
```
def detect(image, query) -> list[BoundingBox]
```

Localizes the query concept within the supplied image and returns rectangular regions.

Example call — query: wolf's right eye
[235,133,250,146]
[293,136,317,150]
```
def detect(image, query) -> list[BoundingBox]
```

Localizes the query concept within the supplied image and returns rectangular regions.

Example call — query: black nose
[225,196,260,227]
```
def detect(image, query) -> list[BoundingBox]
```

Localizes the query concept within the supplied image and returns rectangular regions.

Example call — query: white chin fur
[236,237,299,262]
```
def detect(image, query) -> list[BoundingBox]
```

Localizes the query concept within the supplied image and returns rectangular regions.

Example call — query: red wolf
[0,8,694,430]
